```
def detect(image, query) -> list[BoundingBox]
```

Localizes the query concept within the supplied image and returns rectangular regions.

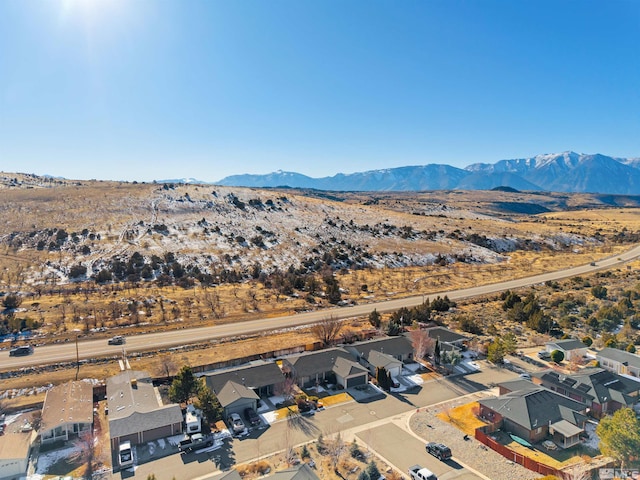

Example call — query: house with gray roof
[545,339,588,361]
[344,335,414,363]
[425,326,469,347]
[210,470,242,480]
[107,370,183,451]
[281,348,353,388]
[533,368,640,417]
[362,350,403,378]
[268,463,320,480]
[332,356,369,389]
[204,360,286,399]
[479,386,589,448]
[216,380,259,420]
[39,380,93,445]
[597,347,640,379]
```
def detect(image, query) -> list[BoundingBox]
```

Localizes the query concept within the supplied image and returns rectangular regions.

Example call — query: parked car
[408,464,437,480]
[244,407,260,426]
[425,442,452,461]
[9,345,34,357]
[228,413,246,434]
[537,351,551,360]
[108,335,125,345]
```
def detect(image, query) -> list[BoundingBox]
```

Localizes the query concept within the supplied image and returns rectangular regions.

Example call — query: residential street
[113,364,519,480]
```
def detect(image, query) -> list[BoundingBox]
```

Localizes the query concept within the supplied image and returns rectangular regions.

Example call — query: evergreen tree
[365,461,381,480]
[196,385,223,424]
[434,339,441,365]
[169,365,201,404]
[368,309,381,329]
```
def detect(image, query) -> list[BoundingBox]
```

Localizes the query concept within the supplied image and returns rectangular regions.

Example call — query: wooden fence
[475,426,562,477]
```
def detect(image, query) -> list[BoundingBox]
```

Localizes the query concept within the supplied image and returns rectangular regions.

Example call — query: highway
[4,244,640,370]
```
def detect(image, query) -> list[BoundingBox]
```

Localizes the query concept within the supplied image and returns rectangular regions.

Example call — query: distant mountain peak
[215,151,640,194]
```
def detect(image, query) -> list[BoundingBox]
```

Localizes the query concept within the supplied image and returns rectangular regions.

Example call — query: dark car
[9,345,34,357]
[108,335,125,345]
[425,442,452,461]
[244,407,260,426]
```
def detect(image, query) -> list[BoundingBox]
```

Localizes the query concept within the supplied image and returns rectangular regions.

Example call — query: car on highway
[425,442,452,461]
[108,335,126,345]
[9,345,34,357]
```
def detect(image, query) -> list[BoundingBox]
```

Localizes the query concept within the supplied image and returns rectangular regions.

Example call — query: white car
[228,413,245,434]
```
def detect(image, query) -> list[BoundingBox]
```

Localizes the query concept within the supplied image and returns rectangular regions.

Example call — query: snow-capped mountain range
[214,152,640,194]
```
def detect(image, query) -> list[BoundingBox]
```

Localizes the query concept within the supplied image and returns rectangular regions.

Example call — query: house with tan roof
[0,413,33,480]
[39,380,94,445]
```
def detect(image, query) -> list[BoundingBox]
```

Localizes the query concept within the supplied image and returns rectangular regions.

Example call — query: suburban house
[107,370,183,451]
[597,347,640,378]
[544,339,588,362]
[268,463,320,479]
[362,349,403,378]
[345,335,414,363]
[204,360,286,399]
[479,386,589,448]
[425,326,468,349]
[211,470,242,480]
[39,380,94,445]
[532,368,640,417]
[497,378,539,396]
[280,348,368,389]
[215,380,259,420]
[332,356,370,389]
[0,413,33,480]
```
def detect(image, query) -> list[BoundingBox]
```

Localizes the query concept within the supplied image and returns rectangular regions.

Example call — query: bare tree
[326,432,346,475]
[68,429,96,478]
[155,355,178,382]
[274,375,298,404]
[310,316,343,347]
[409,329,434,362]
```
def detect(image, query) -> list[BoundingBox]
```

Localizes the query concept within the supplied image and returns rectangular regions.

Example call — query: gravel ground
[409,406,541,480]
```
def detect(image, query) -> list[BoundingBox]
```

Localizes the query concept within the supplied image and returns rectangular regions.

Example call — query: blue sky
[1,0,638,182]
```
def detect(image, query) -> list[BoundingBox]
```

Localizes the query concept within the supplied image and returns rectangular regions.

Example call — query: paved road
[5,245,640,369]
[356,423,482,480]
[113,365,519,480]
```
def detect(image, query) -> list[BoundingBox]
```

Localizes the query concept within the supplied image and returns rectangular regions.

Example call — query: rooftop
[40,380,94,433]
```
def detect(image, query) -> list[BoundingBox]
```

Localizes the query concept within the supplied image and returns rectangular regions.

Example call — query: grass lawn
[436,402,487,436]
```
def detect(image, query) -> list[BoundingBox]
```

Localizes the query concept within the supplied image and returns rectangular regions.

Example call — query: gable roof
[535,368,640,406]
[210,470,242,480]
[597,347,640,369]
[479,387,587,431]
[545,339,587,351]
[217,380,259,408]
[332,356,369,379]
[41,380,94,433]
[366,350,403,370]
[497,379,539,393]
[109,405,183,439]
[282,348,352,378]
[107,369,182,438]
[205,361,286,394]
[269,463,320,480]
[210,471,242,480]
[425,327,468,344]
[345,335,414,359]
[107,370,160,420]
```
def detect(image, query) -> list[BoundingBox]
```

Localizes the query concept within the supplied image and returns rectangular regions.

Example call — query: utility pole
[75,334,79,381]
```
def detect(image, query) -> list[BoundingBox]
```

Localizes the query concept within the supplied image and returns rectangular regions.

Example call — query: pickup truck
[178,433,214,452]
[408,465,437,480]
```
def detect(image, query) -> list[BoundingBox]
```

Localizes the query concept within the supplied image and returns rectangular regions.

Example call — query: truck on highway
[178,433,214,452]
[408,465,437,480]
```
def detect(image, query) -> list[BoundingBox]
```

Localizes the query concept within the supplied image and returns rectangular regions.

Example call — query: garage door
[346,375,367,388]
